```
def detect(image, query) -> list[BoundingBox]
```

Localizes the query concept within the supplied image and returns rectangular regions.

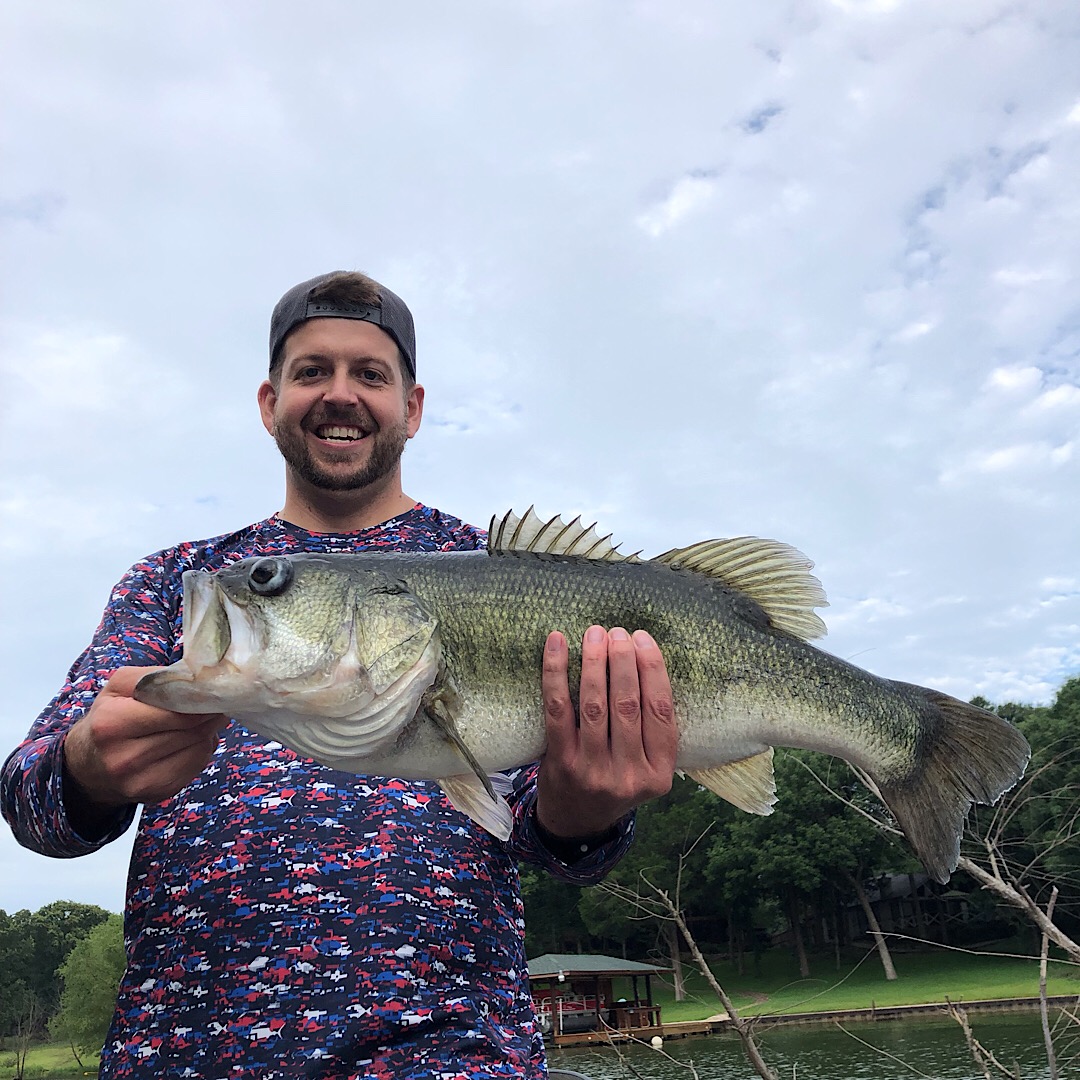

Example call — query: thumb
[101,665,166,699]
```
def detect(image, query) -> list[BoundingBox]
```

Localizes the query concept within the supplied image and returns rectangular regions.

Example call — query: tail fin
[875,687,1030,884]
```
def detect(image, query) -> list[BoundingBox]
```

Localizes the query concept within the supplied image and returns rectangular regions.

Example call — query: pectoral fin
[423,687,497,803]
[438,774,514,841]
[423,681,511,838]
[686,748,777,815]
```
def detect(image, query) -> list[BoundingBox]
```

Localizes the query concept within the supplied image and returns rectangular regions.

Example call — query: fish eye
[248,557,293,596]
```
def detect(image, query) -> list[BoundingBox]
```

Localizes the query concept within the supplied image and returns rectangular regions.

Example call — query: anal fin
[686,748,777,815]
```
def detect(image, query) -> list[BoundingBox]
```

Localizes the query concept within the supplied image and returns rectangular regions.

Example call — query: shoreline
[547,995,1079,1048]
[742,993,1079,1027]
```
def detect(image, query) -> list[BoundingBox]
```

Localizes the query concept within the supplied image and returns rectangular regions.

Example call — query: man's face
[257,318,424,494]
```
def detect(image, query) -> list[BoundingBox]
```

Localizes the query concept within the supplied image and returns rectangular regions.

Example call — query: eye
[248,557,294,596]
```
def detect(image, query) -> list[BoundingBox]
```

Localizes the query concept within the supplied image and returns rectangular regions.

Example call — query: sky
[1,0,1078,915]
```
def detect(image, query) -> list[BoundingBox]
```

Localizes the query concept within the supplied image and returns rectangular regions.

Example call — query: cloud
[2,0,1079,911]
[948,441,1072,477]
[636,170,721,237]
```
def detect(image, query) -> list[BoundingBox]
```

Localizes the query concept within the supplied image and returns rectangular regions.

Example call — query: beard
[272,412,409,493]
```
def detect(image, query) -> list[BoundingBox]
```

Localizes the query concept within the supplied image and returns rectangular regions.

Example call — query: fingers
[64,667,229,807]
[606,628,674,798]
[632,629,678,780]
[101,665,163,698]
[605,627,641,755]
[98,667,224,737]
[542,631,574,759]
[536,624,676,839]
[577,625,612,756]
[121,719,225,804]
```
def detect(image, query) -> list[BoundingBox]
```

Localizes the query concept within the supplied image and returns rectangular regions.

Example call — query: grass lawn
[651,940,1080,1023]
[0,1041,96,1080]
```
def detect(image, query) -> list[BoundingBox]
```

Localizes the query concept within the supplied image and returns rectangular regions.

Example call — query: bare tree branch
[597,848,779,1080]
[957,856,1080,964]
[947,1001,1020,1080]
[833,1021,937,1078]
[874,931,1080,969]
[1040,887,1060,1080]
[596,1015,701,1079]
[636,870,779,1080]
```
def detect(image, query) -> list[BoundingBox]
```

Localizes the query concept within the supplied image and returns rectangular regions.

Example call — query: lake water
[547,1010,1074,1079]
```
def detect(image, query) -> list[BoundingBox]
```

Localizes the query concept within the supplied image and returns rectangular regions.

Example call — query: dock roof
[527,953,671,979]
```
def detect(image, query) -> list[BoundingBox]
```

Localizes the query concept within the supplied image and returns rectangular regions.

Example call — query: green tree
[27,900,111,1010]
[520,869,588,956]
[957,679,1080,956]
[49,913,125,1057]
[0,909,37,1040]
[707,749,910,980]
[579,777,725,993]
[1015,679,1080,921]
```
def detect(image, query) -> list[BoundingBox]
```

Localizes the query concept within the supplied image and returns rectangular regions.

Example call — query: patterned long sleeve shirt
[2,505,634,1079]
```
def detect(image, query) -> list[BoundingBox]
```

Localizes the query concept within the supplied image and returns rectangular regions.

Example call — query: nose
[322,367,358,405]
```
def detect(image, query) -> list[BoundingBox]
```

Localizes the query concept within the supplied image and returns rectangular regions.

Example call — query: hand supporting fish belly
[135,508,1030,883]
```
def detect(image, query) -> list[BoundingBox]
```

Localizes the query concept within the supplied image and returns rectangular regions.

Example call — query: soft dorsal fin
[488,508,641,562]
[655,536,828,640]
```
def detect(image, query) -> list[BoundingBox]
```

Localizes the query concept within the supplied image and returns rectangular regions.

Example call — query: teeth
[319,426,364,441]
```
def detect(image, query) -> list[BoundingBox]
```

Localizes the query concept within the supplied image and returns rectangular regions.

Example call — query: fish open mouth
[181,571,260,675]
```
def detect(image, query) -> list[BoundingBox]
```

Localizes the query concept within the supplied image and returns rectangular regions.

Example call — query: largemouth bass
[135,509,1029,882]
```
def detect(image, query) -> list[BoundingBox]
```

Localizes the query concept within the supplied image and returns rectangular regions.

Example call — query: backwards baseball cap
[269,271,416,378]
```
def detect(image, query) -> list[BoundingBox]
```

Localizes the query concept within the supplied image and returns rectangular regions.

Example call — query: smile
[315,425,367,442]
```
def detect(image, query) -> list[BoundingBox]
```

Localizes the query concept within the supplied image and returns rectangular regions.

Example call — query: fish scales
[135,509,1030,882]
[374,550,915,780]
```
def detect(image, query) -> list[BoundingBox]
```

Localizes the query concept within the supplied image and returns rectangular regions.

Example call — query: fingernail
[585,626,605,644]
[609,627,630,642]
[633,629,656,649]
[546,631,566,652]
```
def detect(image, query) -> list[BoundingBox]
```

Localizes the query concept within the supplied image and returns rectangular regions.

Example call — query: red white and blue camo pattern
[2,505,634,1078]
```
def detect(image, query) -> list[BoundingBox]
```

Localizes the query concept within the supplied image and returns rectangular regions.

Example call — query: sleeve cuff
[53,737,136,854]
[514,784,636,885]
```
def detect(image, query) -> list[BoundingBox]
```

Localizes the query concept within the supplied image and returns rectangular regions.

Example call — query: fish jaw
[136,634,443,765]
[135,570,262,713]
[180,570,239,675]
[134,664,244,714]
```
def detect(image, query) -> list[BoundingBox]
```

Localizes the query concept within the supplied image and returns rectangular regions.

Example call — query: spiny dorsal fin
[655,536,828,640]
[488,508,641,563]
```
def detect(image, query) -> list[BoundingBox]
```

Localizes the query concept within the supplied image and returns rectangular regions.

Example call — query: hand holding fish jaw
[536,626,678,842]
[62,667,229,821]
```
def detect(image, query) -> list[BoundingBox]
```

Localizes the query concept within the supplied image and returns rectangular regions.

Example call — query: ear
[257,379,277,436]
[406,383,425,439]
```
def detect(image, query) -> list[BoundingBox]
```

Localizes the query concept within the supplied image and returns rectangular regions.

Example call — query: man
[2,271,677,1079]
